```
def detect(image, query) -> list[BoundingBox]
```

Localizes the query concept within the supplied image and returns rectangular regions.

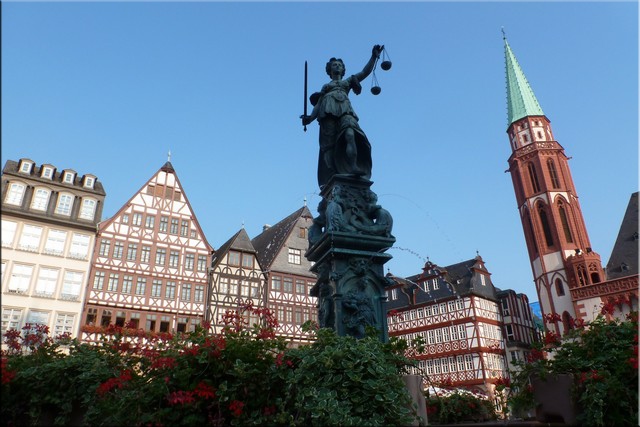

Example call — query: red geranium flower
[229,400,244,416]
[167,390,195,406]
[194,381,216,399]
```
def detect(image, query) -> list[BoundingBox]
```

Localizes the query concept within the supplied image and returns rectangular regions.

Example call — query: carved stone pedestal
[307,175,395,342]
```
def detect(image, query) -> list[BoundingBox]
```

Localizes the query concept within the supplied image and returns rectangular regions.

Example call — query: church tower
[503,35,604,335]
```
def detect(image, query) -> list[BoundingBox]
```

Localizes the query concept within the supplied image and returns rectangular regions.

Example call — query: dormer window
[19,161,33,174]
[5,182,26,206]
[63,172,75,184]
[55,193,74,216]
[31,188,51,211]
[41,167,54,179]
[79,198,97,220]
[83,176,95,189]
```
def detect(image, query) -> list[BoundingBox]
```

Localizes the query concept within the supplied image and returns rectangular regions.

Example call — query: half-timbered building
[206,228,266,333]
[80,161,213,340]
[1,158,105,338]
[386,256,509,396]
[251,206,317,346]
[495,288,538,372]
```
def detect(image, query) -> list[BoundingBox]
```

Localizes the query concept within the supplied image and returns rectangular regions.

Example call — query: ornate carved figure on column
[342,276,377,339]
[301,45,384,189]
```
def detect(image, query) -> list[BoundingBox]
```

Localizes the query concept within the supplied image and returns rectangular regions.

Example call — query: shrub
[2,305,421,426]
[425,389,496,424]
[508,312,638,426]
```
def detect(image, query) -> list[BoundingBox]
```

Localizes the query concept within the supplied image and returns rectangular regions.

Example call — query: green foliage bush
[2,307,421,426]
[508,312,638,426]
[425,390,496,424]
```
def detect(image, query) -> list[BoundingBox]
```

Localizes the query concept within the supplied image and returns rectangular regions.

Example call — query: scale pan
[371,86,381,95]
[381,61,392,71]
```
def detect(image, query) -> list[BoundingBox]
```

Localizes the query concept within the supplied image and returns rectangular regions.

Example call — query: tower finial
[168,150,171,162]
[304,196,307,207]
[501,27,506,40]
[242,220,245,229]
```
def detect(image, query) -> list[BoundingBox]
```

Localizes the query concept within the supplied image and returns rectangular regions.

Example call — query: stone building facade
[1,158,105,338]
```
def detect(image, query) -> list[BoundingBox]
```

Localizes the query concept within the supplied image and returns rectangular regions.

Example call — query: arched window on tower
[528,162,541,193]
[524,211,538,255]
[537,203,555,247]
[589,263,601,284]
[577,264,587,286]
[547,159,560,189]
[555,278,565,296]
[562,311,574,335]
[557,201,574,243]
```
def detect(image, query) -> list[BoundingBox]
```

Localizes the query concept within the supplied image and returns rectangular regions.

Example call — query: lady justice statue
[301,45,384,189]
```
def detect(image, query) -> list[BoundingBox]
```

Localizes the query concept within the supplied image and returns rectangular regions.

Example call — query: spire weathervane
[168,150,172,162]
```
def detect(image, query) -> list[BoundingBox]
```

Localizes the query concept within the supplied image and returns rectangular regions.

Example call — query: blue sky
[2,2,638,302]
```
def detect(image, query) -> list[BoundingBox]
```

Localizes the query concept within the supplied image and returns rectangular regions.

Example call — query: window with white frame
[434,359,441,374]
[5,182,26,206]
[449,356,457,372]
[435,328,443,343]
[79,198,97,220]
[1,220,18,246]
[456,298,464,310]
[35,267,59,297]
[1,308,23,334]
[501,299,510,316]
[107,273,119,292]
[9,264,33,293]
[506,324,515,340]
[31,188,51,211]
[54,313,75,336]
[69,234,90,258]
[391,288,397,300]
[19,224,42,251]
[450,325,458,340]
[458,324,467,339]
[55,193,74,215]
[63,172,75,184]
[465,354,473,370]
[432,279,439,290]
[457,355,465,371]
[41,167,53,179]
[426,359,434,375]
[288,248,301,264]
[132,213,143,226]
[136,278,146,295]
[44,230,67,255]
[61,271,83,299]
[448,301,455,312]
[443,326,450,342]
[440,303,446,313]
[122,276,133,294]
[441,357,449,373]
[480,274,487,286]
[83,177,94,188]
[26,310,49,327]
[20,161,33,174]
[425,305,432,316]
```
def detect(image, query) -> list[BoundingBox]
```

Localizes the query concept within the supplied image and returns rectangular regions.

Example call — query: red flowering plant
[80,301,292,426]
[507,311,638,426]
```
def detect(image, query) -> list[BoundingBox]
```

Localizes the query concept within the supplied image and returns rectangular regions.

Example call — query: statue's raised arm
[353,45,384,85]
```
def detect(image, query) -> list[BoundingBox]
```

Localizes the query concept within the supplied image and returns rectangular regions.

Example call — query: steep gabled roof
[98,161,213,252]
[606,192,639,280]
[504,35,545,125]
[211,228,257,269]
[251,206,313,269]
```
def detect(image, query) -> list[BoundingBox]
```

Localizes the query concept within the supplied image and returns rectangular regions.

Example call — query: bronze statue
[301,45,384,189]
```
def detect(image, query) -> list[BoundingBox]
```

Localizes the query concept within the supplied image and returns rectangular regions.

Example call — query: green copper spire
[504,32,544,126]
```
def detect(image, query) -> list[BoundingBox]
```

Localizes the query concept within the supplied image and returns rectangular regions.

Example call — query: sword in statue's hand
[303,60,308,132]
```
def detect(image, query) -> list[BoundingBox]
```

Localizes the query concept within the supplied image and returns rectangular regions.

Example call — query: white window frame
[31,188,51,211]
[34,267,59,298]
[41,167,53,179]
[20,161,33,174]
[391,288,397,300]
[5,182,26,206]
[63,172,75,184]
[1,220,18,246]
[54,313,75,336]
[288,248,301,265]
[8,264,33,293]
[69,234,90,259]
[83,177,94,188]
[19,224,43,251]
[43,229,67,256]
[2,308,23,334]
[61,271,83,300]
[55,193,74,216]
[79,198,97,220]
[26,310,50,327]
